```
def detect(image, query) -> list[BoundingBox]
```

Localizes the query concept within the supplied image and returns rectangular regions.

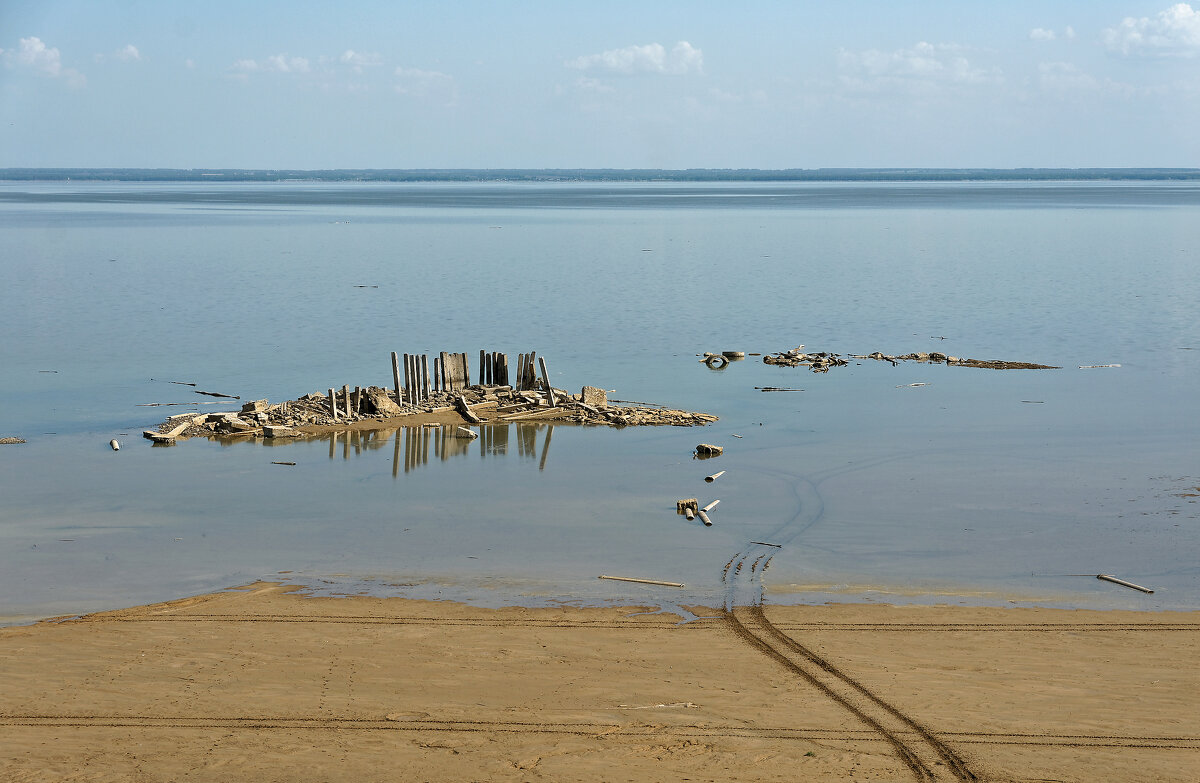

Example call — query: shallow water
[2,180,1198,623]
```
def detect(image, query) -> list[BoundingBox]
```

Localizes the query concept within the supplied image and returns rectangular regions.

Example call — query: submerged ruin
[145,349,717,445]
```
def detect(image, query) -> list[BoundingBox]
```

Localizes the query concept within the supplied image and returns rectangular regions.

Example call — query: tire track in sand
[723,543,978,782]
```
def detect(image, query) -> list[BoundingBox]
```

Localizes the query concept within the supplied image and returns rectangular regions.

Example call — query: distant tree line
[3,167,1200,182]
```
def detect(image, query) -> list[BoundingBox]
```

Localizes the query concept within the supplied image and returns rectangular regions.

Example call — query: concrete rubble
[149,381,717,443]
[763,346,1059,372]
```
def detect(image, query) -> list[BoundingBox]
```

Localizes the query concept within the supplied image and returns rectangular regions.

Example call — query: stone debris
[763,346,1059,372]
[763,347,850,372]
[695,444,723,457]
[150,381,717,443]
[0,437,26,444]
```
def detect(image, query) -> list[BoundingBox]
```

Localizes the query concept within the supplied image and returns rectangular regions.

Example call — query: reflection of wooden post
[393,429,400,478]
[328,388,338,420]
[329,431,337,460]
[538,357,557,406]
[421,355,430,399]
[391,352,402,403]
[539,425,553,471]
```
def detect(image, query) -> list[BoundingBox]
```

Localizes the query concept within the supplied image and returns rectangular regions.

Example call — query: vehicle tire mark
[2,715,1197,749]
[723,547,978,782]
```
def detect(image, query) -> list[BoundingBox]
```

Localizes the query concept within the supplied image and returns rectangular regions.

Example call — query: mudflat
[2,583,1198,782]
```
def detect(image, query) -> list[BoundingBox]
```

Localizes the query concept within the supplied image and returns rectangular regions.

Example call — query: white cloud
[574,76,615,94]
[4,36,86,86]
[339,50,382,71]
[566,41,703,75]
[265,54,310,73]
[1031,26,1077,42]
[1103,3,1200,56]
[10,36,63,76]
[394,67,456,102]
[230,54,311,75]
[116,44,140,61]
[837,42,1000,90]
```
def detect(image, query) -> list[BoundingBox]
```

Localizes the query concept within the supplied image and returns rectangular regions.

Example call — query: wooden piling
[328,388,338,420]
[342,385,350,418]
[538,357,557,406]
[421,354,430,399]
[391,351,402,403]
[401,353,411,405]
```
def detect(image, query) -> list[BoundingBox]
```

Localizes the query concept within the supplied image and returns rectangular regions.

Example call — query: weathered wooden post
[401,353,411,405]
[343,384,351,417]
[421,354,430,399]
[391,351,402,403]
[538,357,557,406]
[328,388,338,420]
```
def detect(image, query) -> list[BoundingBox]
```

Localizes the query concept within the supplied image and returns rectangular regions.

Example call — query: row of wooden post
[327,384,365,420]
[328,349,554,418]
[479,350,510,386]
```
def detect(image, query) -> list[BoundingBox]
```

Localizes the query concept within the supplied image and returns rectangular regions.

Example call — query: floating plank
[1097,574,1154,593]
[598,575,685,588]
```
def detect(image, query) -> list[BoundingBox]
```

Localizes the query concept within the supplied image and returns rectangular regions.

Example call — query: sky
[2,1,1200,169]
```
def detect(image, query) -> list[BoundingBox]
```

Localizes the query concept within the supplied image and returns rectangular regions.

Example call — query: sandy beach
[2,583,1197,782]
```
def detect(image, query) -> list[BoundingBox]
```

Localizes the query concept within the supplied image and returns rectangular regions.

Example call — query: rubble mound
[762,346,1059,372]
[148,383,717,444]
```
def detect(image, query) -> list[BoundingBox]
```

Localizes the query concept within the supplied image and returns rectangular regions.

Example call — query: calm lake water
[2,180,1198,623]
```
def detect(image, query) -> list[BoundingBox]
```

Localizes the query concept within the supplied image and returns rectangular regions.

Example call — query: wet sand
[2,583,1198,782]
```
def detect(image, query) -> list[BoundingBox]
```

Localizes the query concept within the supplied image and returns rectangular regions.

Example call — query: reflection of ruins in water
[311,424,555,476]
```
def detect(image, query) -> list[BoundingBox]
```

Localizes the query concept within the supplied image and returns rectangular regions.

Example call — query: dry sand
[2,583,1198,782]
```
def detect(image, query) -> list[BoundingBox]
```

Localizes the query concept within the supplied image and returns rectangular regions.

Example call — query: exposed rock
[362,386,404,416]
[580,386,608,409]
[765,346,1059,372]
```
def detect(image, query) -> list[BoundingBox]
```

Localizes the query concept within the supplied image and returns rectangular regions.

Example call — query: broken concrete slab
[581,386,608,409]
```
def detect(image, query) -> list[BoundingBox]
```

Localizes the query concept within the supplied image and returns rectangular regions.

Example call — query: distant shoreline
[4,167,1200,183]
